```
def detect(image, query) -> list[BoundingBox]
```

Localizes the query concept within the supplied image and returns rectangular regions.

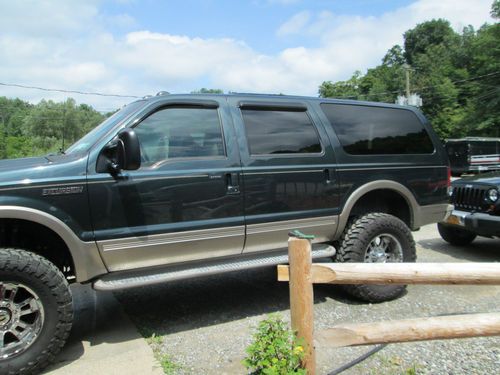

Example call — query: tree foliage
[0,97,106,159]
[190,88,224,94]
[319,3,500,140]
[492,0,500,18]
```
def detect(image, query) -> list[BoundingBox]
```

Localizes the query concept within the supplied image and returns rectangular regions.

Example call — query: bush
[243,314,306,375]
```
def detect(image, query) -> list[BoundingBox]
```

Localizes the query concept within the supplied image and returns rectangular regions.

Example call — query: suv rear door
[87,97,244,271]
[228,97,339,253]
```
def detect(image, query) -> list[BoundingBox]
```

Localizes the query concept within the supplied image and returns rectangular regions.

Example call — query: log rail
[281,236,500,375]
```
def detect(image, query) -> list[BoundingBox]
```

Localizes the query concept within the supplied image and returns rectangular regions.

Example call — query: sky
[0,0,495,112]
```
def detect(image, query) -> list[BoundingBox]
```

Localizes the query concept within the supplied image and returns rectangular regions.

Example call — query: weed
[142,332,181,375]
[243,314,306,375]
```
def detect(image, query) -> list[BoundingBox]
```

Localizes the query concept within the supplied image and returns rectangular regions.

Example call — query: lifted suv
[0,93,450,374]
[438,172,500,245]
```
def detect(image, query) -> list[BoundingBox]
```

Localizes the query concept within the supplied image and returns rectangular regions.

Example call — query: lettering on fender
[42,186,84,196]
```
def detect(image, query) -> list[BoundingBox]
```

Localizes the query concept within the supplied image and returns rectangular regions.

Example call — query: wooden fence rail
[278,262,500,284]
[316,312,500,348]
[279,236,500,375]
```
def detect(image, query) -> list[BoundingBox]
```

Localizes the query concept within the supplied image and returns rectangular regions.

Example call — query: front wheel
[0,248,73,375]
[335,213,416,303]
[437,223,476,246]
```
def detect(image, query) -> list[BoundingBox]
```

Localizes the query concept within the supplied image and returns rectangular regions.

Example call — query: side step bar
[93,244,335,291]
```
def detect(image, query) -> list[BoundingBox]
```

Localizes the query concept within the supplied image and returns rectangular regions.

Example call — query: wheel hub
[0,282,45,360]
[365,233,403,263]
[369,247,388,262]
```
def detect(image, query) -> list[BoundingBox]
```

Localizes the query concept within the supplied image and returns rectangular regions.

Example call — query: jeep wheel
[437,223,476,246]
[336,213,416,303]
[0,249,73,375]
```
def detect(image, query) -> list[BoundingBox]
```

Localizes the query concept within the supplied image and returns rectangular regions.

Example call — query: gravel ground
[115,225,499,375]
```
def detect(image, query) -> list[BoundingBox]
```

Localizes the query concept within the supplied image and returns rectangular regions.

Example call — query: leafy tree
[0,96,106,159]
[191,88,224,94]
[492,0,500,18]
[382,45,405,67]
[319,13,499,140]
[403,19,459,65]
[463,22,500,136]
[319,71,363,99]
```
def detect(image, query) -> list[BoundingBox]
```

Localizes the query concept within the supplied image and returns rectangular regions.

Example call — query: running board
[93,244,335,291]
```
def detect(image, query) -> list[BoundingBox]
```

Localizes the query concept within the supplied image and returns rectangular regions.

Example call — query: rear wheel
[437,223,476,246]
[336,213,416,303]
[0,248,73,375]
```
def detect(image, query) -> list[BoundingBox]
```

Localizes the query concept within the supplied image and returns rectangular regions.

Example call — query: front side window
[320,103,434,155]
[241,109,322,155]
[134,107,224,167]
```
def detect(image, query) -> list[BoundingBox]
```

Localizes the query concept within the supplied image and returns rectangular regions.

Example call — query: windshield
[65,100,145,155]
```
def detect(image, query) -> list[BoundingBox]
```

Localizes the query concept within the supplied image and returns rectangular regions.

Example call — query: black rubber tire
[336,213,416,303]
[437,223,476,246]
[0,248,73,375]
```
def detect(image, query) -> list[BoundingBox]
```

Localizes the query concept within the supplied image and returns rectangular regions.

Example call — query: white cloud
[0,0,495,110]
[276,11,311,36]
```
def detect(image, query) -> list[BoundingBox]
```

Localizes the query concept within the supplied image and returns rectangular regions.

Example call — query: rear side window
[241,109,322,155]
[320,103,434,155]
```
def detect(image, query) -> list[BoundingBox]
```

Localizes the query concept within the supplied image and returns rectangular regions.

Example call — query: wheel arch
[0,206,107,282]
[336,180,419,237]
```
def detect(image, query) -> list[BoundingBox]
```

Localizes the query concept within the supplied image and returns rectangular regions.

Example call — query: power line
[0,104,117,114]
[0,82,140,99]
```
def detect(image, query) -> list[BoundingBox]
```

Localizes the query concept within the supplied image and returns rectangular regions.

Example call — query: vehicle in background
[445,137,500,177]
[438,171,500,245]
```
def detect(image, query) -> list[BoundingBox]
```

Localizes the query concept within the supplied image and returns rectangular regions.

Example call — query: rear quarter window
[241,108,322,155]
[320,103,434,155]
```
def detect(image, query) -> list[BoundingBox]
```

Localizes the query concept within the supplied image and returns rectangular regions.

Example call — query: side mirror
[96,128,141,174]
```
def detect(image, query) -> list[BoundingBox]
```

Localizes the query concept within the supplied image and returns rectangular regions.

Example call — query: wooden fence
[278,236,500,375]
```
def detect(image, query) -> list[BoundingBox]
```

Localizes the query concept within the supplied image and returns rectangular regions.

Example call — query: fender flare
[336,180,418,236]
[0,205,107,282]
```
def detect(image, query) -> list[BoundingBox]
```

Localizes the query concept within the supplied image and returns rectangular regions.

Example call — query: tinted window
[469,142,499,155]
[241,109,322,155]
[134,107,224,167]
[320,104,434,155]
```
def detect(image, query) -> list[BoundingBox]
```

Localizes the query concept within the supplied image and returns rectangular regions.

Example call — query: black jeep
[438,171,500,244]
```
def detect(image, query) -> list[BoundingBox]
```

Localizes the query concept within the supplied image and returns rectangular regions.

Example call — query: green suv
[0,93,451,374]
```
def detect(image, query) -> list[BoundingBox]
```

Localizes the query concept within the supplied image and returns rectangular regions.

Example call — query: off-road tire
[437,223,476,246]
[336,213,416,303]
[0,248,73,375]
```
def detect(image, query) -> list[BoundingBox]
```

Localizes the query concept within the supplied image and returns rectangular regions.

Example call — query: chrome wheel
[0,282,44,360]
[364,233,403,263]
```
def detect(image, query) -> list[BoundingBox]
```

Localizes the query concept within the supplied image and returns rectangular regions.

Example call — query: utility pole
[403,63,411,98]
[0,113,6,159]
[396,64,422,107]
[61,107,66,152]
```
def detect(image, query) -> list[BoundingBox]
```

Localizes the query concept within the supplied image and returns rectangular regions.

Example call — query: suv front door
[87,98,244,271]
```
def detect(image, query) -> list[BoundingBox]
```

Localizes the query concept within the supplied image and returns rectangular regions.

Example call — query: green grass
[142,332,181,375]
[157,352,181,375]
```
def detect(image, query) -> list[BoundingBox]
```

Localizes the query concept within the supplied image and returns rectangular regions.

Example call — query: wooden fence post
[288,236,316,375]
